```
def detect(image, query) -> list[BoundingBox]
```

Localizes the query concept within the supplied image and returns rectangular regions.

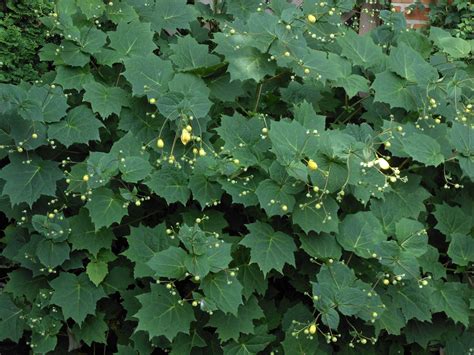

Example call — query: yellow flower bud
[377,158,390,170]
[180,128,191,145]
[307,14,317,23]
[307,159,318,171]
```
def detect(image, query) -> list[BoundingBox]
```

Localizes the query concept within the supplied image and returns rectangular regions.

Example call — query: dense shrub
[427,0,474,39]
[0,0,53,83]
[0,0,473,354]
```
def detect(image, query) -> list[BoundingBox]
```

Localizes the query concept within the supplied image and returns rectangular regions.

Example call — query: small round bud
[307,159,318,171]
[377,158,390,170]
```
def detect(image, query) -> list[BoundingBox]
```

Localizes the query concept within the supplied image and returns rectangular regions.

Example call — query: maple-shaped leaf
[269,119,317,166]
[222,325,276,355]
[240,221,297,276]
[201,271,243,316]
[3,269,48,303]
[54,66,94,91]
[337,30,386,69]
[25,85,69,122]
[108,21,156,58]
[388,284,432,322]
[372,71,417,110]
[430,27,471,58]
[146,0,196,32]
[77,0,104,19]
[76,27,107,55]
[188,173,223,208]
[86,260,108,286]
[336,211,386,258]
[208,296,264,341]
[334,74,370,98]
[118,103,161,142]
[169,35,220,71]
[157,73,212,119]
[170,331,207,354]
[146,165,190,205]
[60,41,90,67]
[119,156,152,183]
[0,294,25,342]
[106,2,139,24]
[85,187,128,230]
[402,133,444,166]
[123,54,174,98]
[228,47,276,82]
[71,313,108,346]
[388,42,438,84]
[36,239,70,268]
[216,113,268,166]
[83,81,129,118]
[299,233,342,260]
[147,246,188,279]
[255,179,297,217]
[447,234,474,266]
[48,105,104,147]
[433,203,472,240]
[49,272,106,325]
[122,223,178,278]
[430,281,470,326]
[134,284,195,341]
[293,196,340,234]
[0,154,63,207]
[68,209,114,257]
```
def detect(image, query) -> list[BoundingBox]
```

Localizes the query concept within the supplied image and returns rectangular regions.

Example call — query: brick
[405,7,430,20]
[410,23,430,29]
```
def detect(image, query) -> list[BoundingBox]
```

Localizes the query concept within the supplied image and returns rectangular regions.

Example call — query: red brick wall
[391,0,433,28]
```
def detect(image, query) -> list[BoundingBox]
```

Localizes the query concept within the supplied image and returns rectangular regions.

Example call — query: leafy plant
[426,0,474,39]
[0,0,473,354]
[0,0,53,83]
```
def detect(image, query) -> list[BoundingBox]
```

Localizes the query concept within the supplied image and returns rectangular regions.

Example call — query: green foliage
[0,0,53,83]
[426,0,474,39]
[0,1,473,354]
